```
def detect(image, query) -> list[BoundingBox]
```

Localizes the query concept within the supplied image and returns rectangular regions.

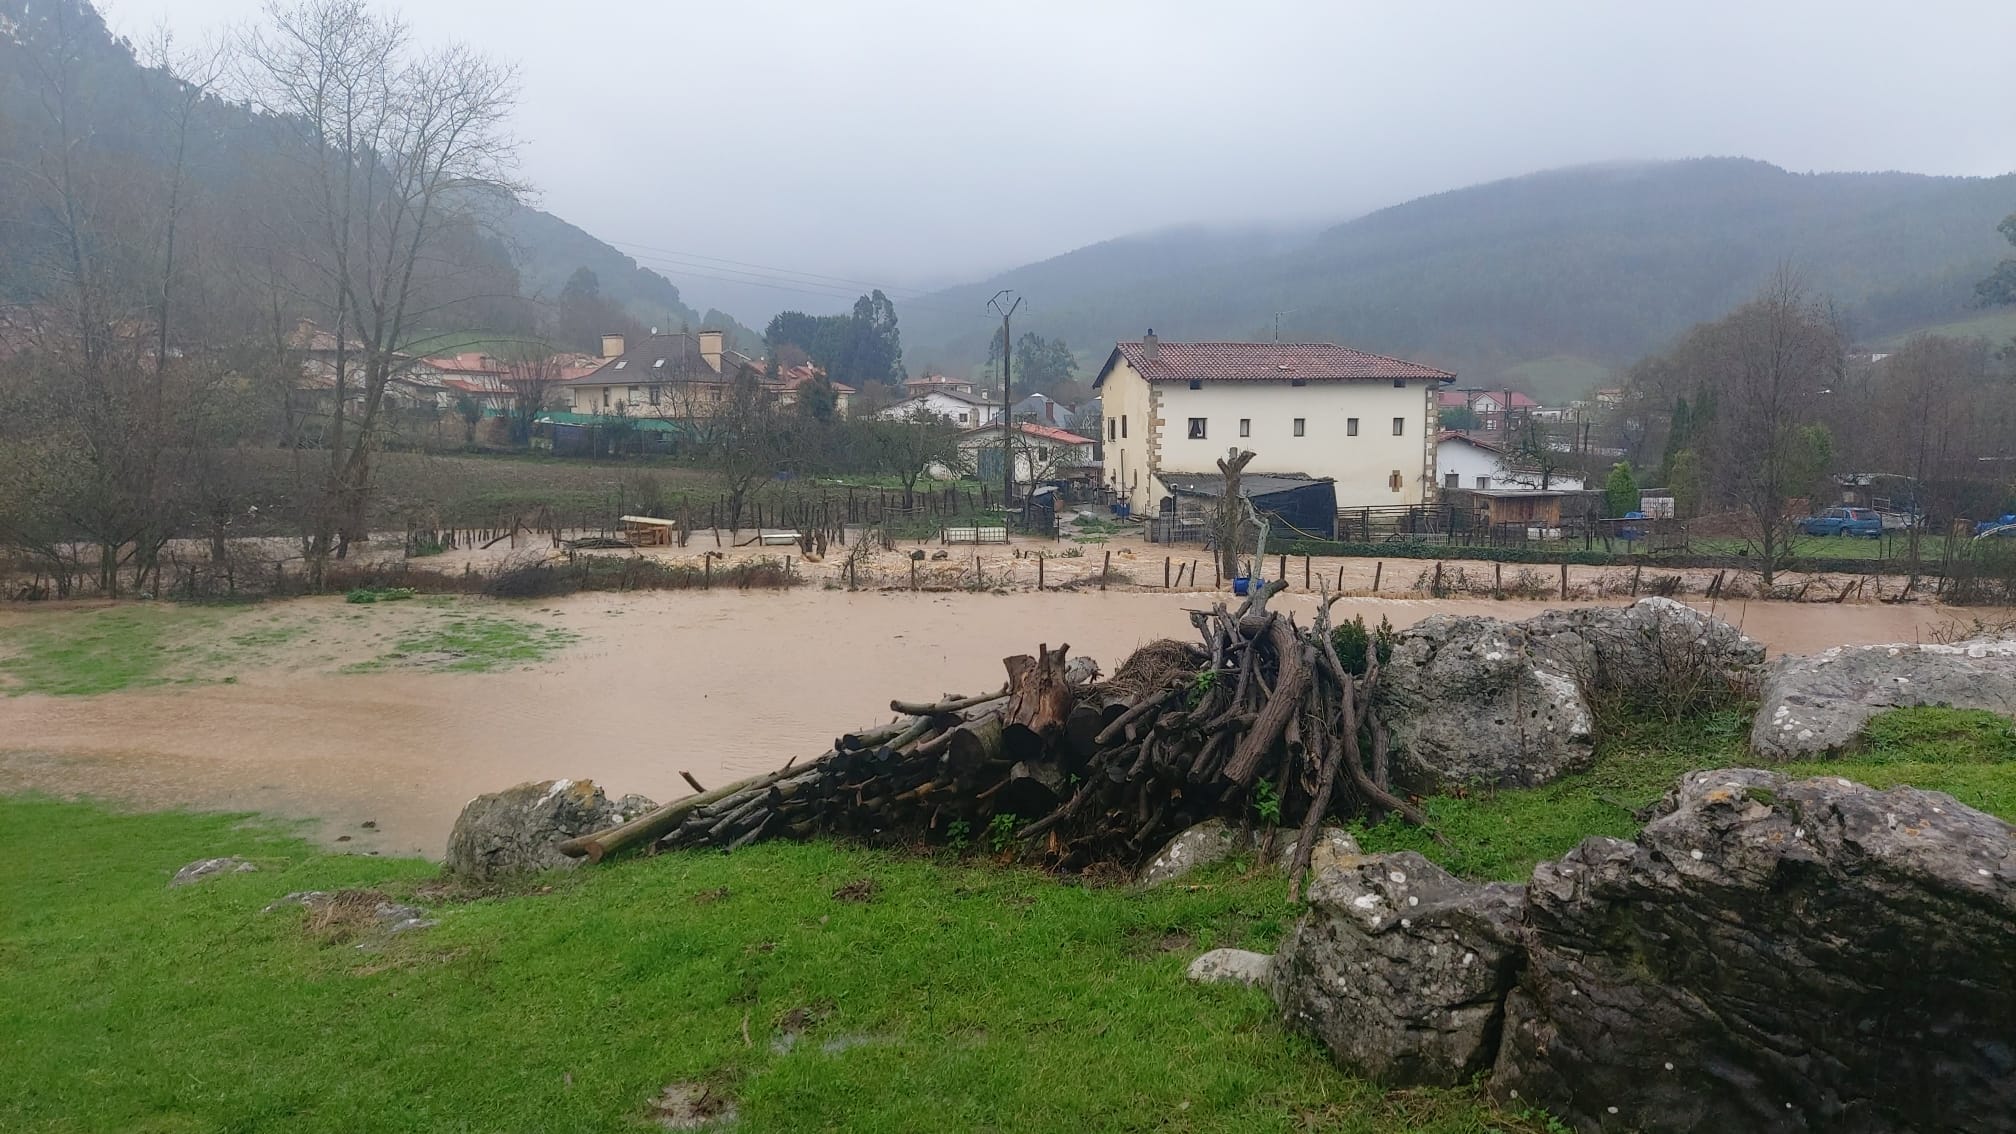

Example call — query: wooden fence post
[1038,554,1045,590]
[1432,561,1443,597]
[1372,562,1382,592]
[1304,555,1311,589]
[1164,557,1171,588]
[911,556,918,590]
[1493,561,1502,598]
[1102,550,1112,590]
[1560,561,1569,600]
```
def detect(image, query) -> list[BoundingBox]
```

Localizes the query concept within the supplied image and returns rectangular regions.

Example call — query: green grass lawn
[343,611,578,674]
[1356,707,2016,880]
[1685,533,1948,562]
[0,605,228,696]
[0,801,1535,1134]
[4,707,2008,1132]
[0,602,581,694]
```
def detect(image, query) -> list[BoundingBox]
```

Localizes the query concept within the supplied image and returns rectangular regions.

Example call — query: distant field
[1874,308,2016,349]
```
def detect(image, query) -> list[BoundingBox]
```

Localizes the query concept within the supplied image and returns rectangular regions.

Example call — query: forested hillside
[499,207,759,353]
[904,159,2016,402]
[0,0,754,353]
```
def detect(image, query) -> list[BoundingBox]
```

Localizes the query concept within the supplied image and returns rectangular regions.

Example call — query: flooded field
[0,590,1973,857]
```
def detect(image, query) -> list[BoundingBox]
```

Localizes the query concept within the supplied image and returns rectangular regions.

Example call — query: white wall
[881,392,997,427]
[1098,357,1154,508]
[1436,437,1586,492]
[1150,379,1436,508]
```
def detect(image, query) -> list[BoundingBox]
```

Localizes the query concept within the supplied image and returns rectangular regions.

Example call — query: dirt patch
[647,1082,737,1130]
[831,878,878,903]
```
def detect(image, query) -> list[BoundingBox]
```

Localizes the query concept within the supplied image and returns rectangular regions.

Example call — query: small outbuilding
[1154,471,1338,541]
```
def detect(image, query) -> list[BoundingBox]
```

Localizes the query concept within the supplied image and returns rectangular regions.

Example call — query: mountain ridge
[899,157,2016,401]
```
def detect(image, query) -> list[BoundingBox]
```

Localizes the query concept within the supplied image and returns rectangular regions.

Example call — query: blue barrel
[1232,576,1250,596]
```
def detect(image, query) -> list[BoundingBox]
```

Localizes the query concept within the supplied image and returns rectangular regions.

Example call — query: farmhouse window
[1121,416,1128,439]
[1392,417,1405,436]
[1108,418,1117,441]
[1389,471,1403,492]
[1445,472,1459,489]
[1346,418,1359,437]
[1393,378,1406,388]
[1293,418,1306,436]
[1239,418,1250,437]
[1188,417,1207,440]
[1188,379,1203,390]
[1476,476,1490,489]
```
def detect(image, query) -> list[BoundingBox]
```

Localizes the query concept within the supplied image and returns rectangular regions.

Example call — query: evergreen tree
[1605,462,1639,517]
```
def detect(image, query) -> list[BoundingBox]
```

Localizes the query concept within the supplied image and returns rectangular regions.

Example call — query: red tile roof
[1015,422,1094,446]
[1101,340,1454,386]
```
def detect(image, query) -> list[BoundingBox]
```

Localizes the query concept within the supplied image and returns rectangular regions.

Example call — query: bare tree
[501,344,564,445]
[1495,417,1580,489]
[1703,272,1842,586]
[240,0,522,584]
[709,366,783,531]
[870,412,965,510]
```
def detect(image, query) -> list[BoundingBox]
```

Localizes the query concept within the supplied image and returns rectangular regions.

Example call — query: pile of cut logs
[559,580,1431,888]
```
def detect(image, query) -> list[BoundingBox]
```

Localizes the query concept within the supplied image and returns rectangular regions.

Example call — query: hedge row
[1272,539,1941,578]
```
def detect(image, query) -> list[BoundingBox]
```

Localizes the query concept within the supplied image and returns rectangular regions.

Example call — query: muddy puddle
[0,590,1971,857]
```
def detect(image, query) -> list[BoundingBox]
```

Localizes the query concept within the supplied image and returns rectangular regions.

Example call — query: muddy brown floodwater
[0,590,1970,857]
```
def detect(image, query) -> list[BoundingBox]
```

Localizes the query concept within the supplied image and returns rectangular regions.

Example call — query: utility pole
[989,289,1023,507]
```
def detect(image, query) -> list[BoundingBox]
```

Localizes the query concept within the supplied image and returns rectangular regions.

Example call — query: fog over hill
[903,158,2016,403]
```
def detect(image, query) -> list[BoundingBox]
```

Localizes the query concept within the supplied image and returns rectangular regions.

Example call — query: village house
[948,421,1097,485]
[1437,386,1540,432]
[773,371,855,417]
[878,387,1000,428]
[1093,332,1455,513]
[903,373,977,398]
[562,331,759,417]
[1009,391,1071,425]
[1434,431,1586,492]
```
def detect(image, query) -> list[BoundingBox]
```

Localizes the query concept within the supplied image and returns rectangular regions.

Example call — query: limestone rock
[1272,851,1525,1086]
[1751,639,2016,760]
[1518,596,1763,701]
[1494,768,2016,1133]
[1280,826,1362,876]
[169,856,257,888]
[444,779,624,880]
[615,792,660,821]
[1139,819,1246,886]
[1378,615,1595,791]
[1379,598,1760,792]
[1187,948,1272,986]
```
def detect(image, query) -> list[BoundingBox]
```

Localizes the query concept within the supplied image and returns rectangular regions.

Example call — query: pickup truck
[1798,507,1883,539]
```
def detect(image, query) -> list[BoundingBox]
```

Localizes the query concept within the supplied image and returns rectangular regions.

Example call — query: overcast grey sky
[108,0,2016,320]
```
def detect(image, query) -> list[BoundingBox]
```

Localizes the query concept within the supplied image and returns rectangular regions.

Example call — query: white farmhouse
[878,389,1000,429]
[1435,432,1586,492]
[1092,332,1455,512]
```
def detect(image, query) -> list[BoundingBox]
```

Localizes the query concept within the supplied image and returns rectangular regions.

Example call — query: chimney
[600,333,625,359]
[1141,328,1159,363]
[698,330,724,372]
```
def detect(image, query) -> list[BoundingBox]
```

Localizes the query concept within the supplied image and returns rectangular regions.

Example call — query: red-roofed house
[953,421,1097,484]
[1091,331,1456,510]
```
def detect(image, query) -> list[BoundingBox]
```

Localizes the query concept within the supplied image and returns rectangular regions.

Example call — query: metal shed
[1155,471,1338,542]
